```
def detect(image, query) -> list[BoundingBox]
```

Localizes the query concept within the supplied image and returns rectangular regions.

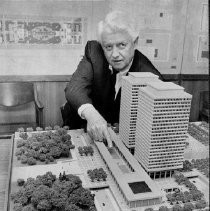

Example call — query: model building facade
[119,72,159,151]
[134,81,192,179]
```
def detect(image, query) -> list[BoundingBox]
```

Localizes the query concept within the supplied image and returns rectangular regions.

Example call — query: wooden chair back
[0,82,35,107]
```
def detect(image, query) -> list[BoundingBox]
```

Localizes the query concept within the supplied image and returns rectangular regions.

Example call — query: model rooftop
[142,81,192,98]
[148,81,184,90]
[122,72,160,84]
[129,72,159,79]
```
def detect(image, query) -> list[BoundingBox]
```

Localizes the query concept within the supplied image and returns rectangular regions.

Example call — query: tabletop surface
[0,137,13,211]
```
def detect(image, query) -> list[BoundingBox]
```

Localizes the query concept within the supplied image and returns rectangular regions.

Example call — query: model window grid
[119,75,159,148]
[134,87,192,173]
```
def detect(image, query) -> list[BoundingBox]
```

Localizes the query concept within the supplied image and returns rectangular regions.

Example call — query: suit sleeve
[65,42,94,111]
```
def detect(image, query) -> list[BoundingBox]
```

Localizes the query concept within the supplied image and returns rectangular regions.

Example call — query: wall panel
[36,81,69,127]
[0,0,109,75]
[181,0,209,74]
[181,80,209,121]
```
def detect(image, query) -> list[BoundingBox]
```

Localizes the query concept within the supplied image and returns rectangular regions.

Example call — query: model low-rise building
[95,129,163,208]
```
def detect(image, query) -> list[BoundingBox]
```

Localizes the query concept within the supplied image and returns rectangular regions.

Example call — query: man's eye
[105,45,112,51]
[119,43,126,48]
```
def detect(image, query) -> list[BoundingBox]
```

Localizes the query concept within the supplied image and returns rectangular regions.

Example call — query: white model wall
[119,73,159,149]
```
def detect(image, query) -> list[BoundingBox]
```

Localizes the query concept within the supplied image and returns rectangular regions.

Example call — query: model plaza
[95,129,163,209]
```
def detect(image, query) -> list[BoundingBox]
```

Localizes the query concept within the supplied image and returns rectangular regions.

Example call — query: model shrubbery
[15,128,74,165]
[87,168,107,182]
[11,172,95,211]
[44,126,52,131]
[182,160,193,172]
[78,146,94,156]
[17,125,70,133]
[26,127,34,132]
[166,172,205,205]
[191,158,209,178]
[181,159,209,178]
[19,133,28,140]
[17,179,25,186]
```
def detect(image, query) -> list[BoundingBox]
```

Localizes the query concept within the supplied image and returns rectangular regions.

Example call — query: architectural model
[8,76,208,211]
[8,120,209,211]
[119,72,159,151]
[134,81,192,179]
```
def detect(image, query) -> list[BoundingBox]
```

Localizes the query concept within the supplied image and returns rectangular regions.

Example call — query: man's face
[101,31,137,72]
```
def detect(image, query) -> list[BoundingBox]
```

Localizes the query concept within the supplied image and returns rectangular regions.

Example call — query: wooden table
[0,136,14,211]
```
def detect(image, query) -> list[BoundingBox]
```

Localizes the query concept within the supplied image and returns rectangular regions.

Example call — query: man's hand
[81,106,113,148]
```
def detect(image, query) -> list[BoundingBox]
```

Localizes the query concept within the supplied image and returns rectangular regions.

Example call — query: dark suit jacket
[64,40,164,129]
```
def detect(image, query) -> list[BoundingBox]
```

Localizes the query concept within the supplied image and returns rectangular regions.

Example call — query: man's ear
[134,36,139,48]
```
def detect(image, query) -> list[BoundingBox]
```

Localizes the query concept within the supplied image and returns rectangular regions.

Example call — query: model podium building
[134,81,192,179]
[95,128,163,209]
[119,72,159,152]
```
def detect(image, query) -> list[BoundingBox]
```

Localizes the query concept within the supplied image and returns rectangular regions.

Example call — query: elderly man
[64,11,163,147]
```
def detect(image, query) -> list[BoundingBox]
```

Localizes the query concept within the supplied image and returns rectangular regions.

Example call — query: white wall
[0,0,208,76]
[0,0,109,75]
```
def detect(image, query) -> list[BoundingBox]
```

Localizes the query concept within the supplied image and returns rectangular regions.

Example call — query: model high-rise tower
[134,81,192,179]
[119,72,159,152]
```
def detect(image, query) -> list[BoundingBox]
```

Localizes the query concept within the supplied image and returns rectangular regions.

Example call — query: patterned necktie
[111,69,117,84]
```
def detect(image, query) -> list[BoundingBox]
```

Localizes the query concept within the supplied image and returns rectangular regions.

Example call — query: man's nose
[112,46,119,58]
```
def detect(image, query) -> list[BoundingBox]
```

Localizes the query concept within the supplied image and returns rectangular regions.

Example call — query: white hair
[97,10,139,43]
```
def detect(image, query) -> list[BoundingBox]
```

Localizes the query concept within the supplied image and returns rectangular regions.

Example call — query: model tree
[87,168,107,182]
[36,127,43,131]
[15,127,74,165]
[26,127,34,132]
[27,157,37,165]
[11,171,95,211]
[78,146,84,156]
[144,208,154,211]
[19,132,28,140]
[87,146,94,156]
[17,179,25,187]
[45,126,52,131]
[195,200,206,209]
[183,202,194,211]
[172,204,183,211]
[78,146,94,156]
[182,160,193,172]
[183,191,193,203]
[159,206,169,211]
[17,127,24,133]
[65,203,82,211]
[54,125,60,130]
